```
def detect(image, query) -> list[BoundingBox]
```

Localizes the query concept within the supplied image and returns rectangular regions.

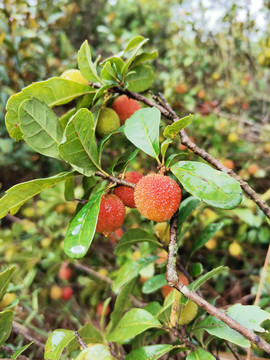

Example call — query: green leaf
[106,308,160,343]
[131,50,159,68]
[163,115,193,139]
[161,138,173,164]
[0,172,74,219]
[187,348,216,360]
[125,65,155,92]
[111,148,139,173]
[124,108,160,161]
[93,84,115,102]
[126,344,175,360]
[171,161,242,209]
[115,229,160,255]
[0,266,16,301]
[11,342,34,359]
[59,108,101,176]
[5,78,94,141]
[64,176,75,201]
[165,152,189,168]
[197,316,250,348]
[100,56,125,74]
[227,304,270,333]
[100,62,118,83]
[78,40,101,83]
[107,280,136,334]
[0,310,13,346]
[19,98,63,159]
[64,189,104,258]
[44,329,75,360]
[59,108,76,130]
[189,266,228,292]
[190,222,224,256]
[142,274,167,294]
[177,196,200,235]
[67,323,104,353]
[122,38,149,75]
[113,256,158,292]
[123,36,146,54]
[76,344,114,360]
[98,125,125,162]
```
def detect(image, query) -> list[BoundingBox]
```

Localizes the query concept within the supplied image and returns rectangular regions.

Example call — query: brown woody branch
[166,212,270,354]
[90,82,270,220]
[95,171,135,189]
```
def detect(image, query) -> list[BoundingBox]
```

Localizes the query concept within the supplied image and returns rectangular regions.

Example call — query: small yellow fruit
[50,285,62,300]
[178,300,198,325]
[205,238,217,250]
[61,69,89,85]
[98,268,109,277]
[228,133,238,143]
[132,250,141,261]
[0,293,17,308]
[41,237,52,248]
[154,222,170,245]
[229,241,242,257]
[96,108,120,138]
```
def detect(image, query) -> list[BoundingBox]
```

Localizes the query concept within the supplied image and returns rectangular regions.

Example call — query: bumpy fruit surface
[61,69,89,85]
[62,286,73,300]
[96,108,120,138]
[112,95,141,125]
[96,194,126,236]
[58,265,72,280]
[114,171,143,208]
[134,174,181,222]
[229,241,242,257]
[50,285,62,300]
[161,274,189,298]
[178,300,198,325]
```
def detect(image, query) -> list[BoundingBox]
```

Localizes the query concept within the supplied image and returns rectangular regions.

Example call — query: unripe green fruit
[61,69,89,85]
[178,300,198,325]
[96,108,120,138]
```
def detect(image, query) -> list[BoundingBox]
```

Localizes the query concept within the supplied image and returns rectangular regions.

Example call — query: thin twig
[166,212,270,354]
[73,262,113,285]
[75,331,87,349]
[12,321,45,349]
[225,341,243,360]
[95,171,135,188]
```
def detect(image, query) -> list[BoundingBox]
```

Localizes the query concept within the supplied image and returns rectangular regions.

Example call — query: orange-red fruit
[114,171,143,208]
[96,194,126,236]
[58,265,72,280]
[112,95,141,125]
[161,274,189,298]
[62,286,73,300]
[223,159,235,170]
[134,174,181,222]
[108,227,124,244]
[247,164,259,175]
[96,302,110,316]
[176,83,186,94]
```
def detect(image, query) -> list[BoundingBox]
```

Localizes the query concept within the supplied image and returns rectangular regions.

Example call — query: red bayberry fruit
[96,194,126,236]
[134,174,181,222]
[114,171,143,208]
[112,95,141,125]
[58,265,72,280]
[62,286,73,300]
[161,274,189,298]
[96,302,110,316]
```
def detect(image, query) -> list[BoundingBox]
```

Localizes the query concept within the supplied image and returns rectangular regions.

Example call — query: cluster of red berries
[50,264,73,301]
[96,172,182,236]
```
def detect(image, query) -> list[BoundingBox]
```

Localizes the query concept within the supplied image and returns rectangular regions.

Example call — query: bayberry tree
[0,36,270,359]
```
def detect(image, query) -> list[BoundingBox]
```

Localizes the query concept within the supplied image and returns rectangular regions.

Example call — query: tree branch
[90,82,270,220]
[166,212,270,354]
[94,171,135,189]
